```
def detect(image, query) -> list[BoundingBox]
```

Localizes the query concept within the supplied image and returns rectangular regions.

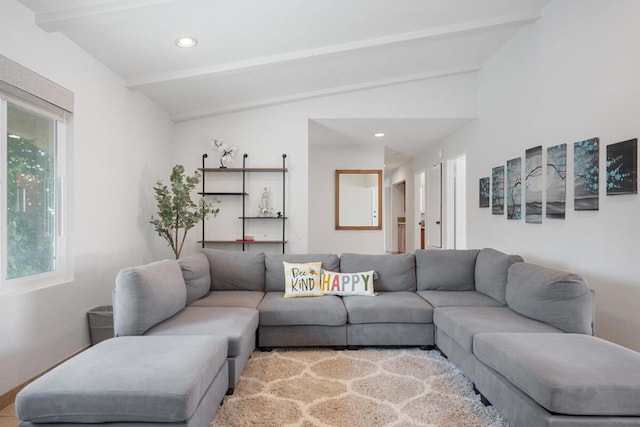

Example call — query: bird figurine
[210,137,238,168]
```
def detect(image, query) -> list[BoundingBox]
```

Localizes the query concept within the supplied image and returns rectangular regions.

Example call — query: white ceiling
[309,118,474,168]
[16,0,550,167]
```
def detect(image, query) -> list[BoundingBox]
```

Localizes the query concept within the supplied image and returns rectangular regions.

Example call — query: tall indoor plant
[150,164,219,258]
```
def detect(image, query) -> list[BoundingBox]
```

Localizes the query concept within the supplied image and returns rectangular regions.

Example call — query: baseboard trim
[0,345,90,410]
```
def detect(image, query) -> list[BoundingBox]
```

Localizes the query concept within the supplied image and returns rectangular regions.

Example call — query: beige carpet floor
[211,348,510,427]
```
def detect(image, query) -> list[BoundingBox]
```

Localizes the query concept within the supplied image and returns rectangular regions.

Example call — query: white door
[447,155,467,249]
[427,163,442,248]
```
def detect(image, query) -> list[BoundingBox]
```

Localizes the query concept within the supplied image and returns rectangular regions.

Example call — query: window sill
[0,273,74,300]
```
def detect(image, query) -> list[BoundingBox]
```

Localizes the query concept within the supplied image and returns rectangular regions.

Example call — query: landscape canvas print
[479,177,490,208]
[492,166,504,215]
[606,138,637,195]
[546,143,567,219]
[506,157,522,220]
[525,146,542,224]
[574,137,600,210]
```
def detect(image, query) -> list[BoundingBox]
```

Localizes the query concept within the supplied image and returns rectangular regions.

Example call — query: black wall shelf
[198,153,288,253]
[239,216,288,219]
[198,192,248,196]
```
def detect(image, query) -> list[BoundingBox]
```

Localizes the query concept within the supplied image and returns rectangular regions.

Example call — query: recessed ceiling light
[374,133,385,138]
[175,36,198,48]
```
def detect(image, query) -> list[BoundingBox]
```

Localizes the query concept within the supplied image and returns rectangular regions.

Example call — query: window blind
[0,54,74,121]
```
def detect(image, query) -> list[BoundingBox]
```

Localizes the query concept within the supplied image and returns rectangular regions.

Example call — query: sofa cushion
[258,292,347,326]
[415,249,479,291]
[15,335,227,423]
[417,290,503,308]
[321,270,376,296]
[201,248,265,291]
[283,261,324,298]
[434,306,561,352]
[114,259,186,336]
[474,333,640,416]
[506,262,593,334]
[179,252,211,305]
[340,253,415,292]
[474,248,523,304]
[189,291,265,309]
[343,292,433,324]
[145,307,258,358]
[265,253,340,292]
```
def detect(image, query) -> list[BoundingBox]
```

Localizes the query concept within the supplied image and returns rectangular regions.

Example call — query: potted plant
[150,164,219,258]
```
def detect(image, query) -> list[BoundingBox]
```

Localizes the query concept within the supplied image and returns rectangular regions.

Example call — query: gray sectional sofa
[16,247,640,427]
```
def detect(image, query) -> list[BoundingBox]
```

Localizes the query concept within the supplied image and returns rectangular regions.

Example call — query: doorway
[391,180,406,253]
[417,170,426,249]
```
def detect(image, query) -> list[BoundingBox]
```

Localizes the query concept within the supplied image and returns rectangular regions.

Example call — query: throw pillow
[321,270,377,296]
[265,253,340,292]
[283,261,324,298]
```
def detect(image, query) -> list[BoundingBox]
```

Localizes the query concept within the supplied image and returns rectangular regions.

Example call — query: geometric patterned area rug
[211,348,510,426]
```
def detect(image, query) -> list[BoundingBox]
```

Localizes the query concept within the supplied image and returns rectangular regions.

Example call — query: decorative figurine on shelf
[258,187,275,217]
[209,137,238,168]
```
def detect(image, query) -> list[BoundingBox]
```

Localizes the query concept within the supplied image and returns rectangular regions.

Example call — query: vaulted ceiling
[16,0,550,166]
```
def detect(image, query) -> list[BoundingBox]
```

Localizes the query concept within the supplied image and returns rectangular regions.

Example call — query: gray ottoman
[474,332,640,416]
[16,335,228,427]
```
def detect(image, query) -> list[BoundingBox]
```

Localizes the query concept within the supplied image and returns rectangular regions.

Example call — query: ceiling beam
[171,65,481,122]
[127,12,540,90]
[35,0,178,32]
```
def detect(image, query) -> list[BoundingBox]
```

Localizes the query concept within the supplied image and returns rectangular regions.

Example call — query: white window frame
[0,55,73,297]
[0,97,72,296]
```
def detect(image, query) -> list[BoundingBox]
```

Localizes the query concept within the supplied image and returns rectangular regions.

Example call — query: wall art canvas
[546,143,567,219]
[525,146,542,224]
[506,157,522,220]
[574,137,600,210]
[606,138,637,195]
[492,166,504,215]
[479,177,490,208]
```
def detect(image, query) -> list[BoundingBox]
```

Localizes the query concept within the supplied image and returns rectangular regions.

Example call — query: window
[5,103,60,279]
[0,54,73,291]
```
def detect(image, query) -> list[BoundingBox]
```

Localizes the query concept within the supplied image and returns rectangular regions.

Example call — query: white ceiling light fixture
[175,36,198,48]
[374,133,385,138]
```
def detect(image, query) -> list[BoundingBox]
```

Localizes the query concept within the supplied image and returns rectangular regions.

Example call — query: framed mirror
[335,169,382,230]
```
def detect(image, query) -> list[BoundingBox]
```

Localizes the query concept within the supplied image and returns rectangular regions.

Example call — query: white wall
[0,1,174,395]
[431,0,640,351]
[173,72,478,256]
[172,105,310,254]
[309,144,384,254]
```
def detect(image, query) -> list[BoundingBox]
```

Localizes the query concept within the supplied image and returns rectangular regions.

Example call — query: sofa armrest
[506,262,593,335]
[114,259,186,336]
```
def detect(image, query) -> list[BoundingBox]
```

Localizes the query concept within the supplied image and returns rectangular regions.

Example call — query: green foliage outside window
[6,137,56,279]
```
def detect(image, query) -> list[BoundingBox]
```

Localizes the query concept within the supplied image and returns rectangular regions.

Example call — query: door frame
[426,163,442,248]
